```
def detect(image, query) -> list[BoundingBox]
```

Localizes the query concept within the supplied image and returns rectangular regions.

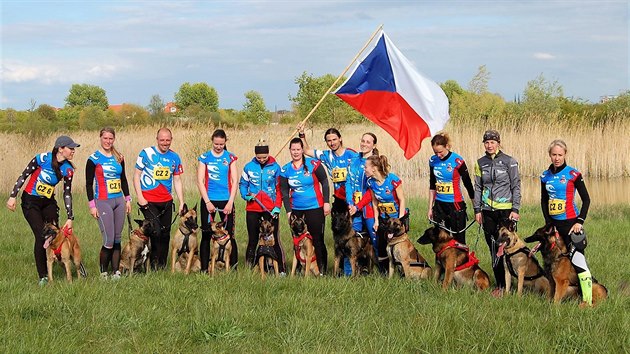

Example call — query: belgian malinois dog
[331,209,375,277]
[119,218,154,275]
[42,221,87,283]
[170,203,200,274]
[289,214,319,277]
[381,215,431,280]
[256,217,279,279]
[210,221,232,275]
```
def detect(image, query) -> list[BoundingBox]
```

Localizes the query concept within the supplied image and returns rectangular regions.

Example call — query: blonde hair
[367,154,390,178]
[100,127,123,163]
[548,139,568,155]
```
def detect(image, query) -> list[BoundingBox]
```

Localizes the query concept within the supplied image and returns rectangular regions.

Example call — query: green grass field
[1,195,629,353]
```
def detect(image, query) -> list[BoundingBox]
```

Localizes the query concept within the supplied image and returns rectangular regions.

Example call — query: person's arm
[297,123,315,157]
[133,168,147,207]
[574,174,590,224]
[85,159,98,219]
[6,157,38,211]
[223,160,239,214]
[396,184,406,219]
[280,175,291,215]
[239,168,250,201]
[120,158,132,214]
[541,180,551,224]
[508,157,521,221]
[473,160,483,225]
[428,165,436,219]
[197,161,214,213]
[173,174,184,213]
[371,189,380,231]
[61,172,74,230]
[459,161,475,200]
[314,163,330,215]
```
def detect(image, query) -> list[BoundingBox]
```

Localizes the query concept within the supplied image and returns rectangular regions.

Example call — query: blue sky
[1,0,628,111]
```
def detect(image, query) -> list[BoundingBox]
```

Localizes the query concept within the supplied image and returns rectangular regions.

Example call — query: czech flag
[334,30,450,160]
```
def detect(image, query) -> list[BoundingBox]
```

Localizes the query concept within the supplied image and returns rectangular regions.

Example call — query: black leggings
[139,200,174,270]
[21,193,60,279]
[292,208,327,274]
[245,211,286,272]
[553,218,589,273]
[200,199,238,271]
[433,200,468,244]
[481,209,511,288]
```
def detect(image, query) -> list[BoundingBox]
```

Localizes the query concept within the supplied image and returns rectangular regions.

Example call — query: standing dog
[255,217,279,279]
[419,225,490,290]
[525,224,608,305]
[171,204,200,274]
[331,209,375,277]
[210,221,232,275]
[496,221,551,297]
[42,221,87,283]
[381,215,431,280]
[289,214,319,277]
[119,219,153,274]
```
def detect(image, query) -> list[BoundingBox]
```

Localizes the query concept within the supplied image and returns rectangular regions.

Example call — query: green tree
[65,83,109,110]
[115,104,150,126]
[174,82,219,112]
[468,65,490,95]
[521,74,563,118]
[242,90,270,124]
[147,94,166,119]
[440,79,465,107]
[36,104,57,121]
[289,72,361,124]
[78,106,106,130]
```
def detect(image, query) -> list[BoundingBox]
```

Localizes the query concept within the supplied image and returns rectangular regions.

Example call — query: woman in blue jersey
[427,133,474,244]
[541,139,593,306]
[197,129,239,272]
[240,140,285,272]
[6,136,79,285]
[364,154,406,271]
[280,138,330,274]
[86,127,132,279]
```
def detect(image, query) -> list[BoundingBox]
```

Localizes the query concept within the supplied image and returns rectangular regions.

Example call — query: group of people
[5,126,596,306]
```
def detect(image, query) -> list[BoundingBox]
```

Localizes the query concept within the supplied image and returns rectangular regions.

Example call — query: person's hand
[296,122,305,135]
[223,201,233,215]
[137,195,148,207]
[475,212,483,225]
[509,211,520,222]
[63,219,73,231]
[90,207,99,219]
[244,194,254,202]
[6,197,16,212]
[205,201,216,213]
[271,207,281,217]
[373,219,379,231]
[348,205,357,216]
[427,209,433,220]
[570,223,583,234]
[125,200,132,214]
[323,202,331,216]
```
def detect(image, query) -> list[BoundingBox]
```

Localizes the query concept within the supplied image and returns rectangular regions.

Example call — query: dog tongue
[43,237,52,249]
[497,242,505,257]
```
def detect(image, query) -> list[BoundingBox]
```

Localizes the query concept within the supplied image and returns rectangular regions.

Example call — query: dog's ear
[399,213,409,223]
[191,203,197,212]
[134,219,143,227]
[180,203,188,216]
[417,228,432,244]
[289,213,296,222]
[51,219,58,227]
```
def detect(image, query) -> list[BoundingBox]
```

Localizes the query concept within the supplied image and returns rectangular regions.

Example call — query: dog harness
[52,226,73,257]
[212,233,230,262]
[387,238,430,269]
[292,232,316,263]
[504,247,545,281]
[435,239,480,271]
[256,245,277,261]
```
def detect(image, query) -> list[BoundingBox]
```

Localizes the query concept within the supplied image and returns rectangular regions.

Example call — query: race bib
[153,166,171,180]
[436,182,454,195]
[107,179,122,194]
[353,191,362,205]
[331,167,348,183]
[548,199,566,216]
[35,181,54,198]
[378,202,397,215]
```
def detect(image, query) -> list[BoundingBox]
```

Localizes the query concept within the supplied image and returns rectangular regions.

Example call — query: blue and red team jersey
[429,152,467,203]
[135,147,183,203]
[239,156,282,212]
[198,150,238,202]
[313,148,358,200]
[367,173,402,218]
[88,150,124,200]
[24,152,74,198]
[540,165,581,220]
[280,157,325,210]
[345,155,375,218]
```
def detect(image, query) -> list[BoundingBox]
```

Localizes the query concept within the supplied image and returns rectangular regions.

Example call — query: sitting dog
[119,218,154,275]
[418,224,490,290]
[525,224,607,305]
[42,221,87,283]
[380,215,431,280]
[289,214,319,277]
[496,221,551,297]
[331,209,375,277]
[255,217,279,279]
[210,221,232,275]
[171,203,200,274]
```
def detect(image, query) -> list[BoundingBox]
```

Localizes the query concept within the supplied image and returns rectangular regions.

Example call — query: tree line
[1,66,628,134]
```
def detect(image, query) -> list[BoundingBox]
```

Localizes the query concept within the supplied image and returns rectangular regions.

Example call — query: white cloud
[533,52,556,60]
[1,60,129,84]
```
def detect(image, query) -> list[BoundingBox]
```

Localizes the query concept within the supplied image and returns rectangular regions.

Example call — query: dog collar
[212,233,230,242]
[132,230,149,242]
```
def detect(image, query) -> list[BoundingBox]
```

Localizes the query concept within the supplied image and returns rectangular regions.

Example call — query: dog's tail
[78,262,88,278]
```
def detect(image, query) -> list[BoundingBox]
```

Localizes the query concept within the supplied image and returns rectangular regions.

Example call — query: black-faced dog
[419,224,490,290]
[170,203,200,274]
[42,221,87,283]
[331,209,375,277]
[380,215,431,280]
[255,217,279,279]
[210,221,232,275]
[289,214,319,277]
[119,218,154,274]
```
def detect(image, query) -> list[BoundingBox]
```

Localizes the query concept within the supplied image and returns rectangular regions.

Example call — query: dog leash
[428,218,477,235]
[126,213,134,237]
[250,195,278,219]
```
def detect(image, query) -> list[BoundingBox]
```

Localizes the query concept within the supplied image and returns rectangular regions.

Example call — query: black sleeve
[63,174,74,220]
[541,181,551,224]
[280,176,291,213]
[574,175,590,224]
[85,159,96,202]
[429,166,436,190]
[314,164,330,202]
[459,162,475,200]
[10,157,38,198]
[120,158,130,198]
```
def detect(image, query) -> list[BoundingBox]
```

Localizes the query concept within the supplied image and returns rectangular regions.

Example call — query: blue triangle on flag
[336,35,397,94]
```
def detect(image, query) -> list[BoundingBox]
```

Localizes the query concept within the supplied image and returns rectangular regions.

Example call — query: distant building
[599,95,618,103]
[164,102,178,113]
[108,104,124,112]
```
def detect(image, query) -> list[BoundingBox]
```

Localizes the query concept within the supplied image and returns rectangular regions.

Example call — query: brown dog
[418,224,490,290]
[381,215,431,280]
[525,224,608,305]
[331,209,375,277]
[497,222,551,297]
[119,219,153,274]
[289,214,319,277]
[42,222,87,283]
[255,217,279,279]
[171,203,200,274]
[210,221,232,275]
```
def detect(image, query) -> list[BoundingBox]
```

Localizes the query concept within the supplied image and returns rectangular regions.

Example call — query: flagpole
[274,24,384,157]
